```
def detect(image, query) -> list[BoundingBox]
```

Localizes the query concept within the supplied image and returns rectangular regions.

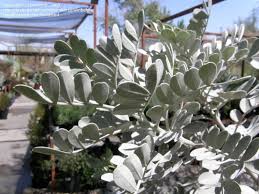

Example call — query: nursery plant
[0,92,13,118]
[0,72,16,119]
[52,105,96,128]
[15,2,259,193]
[27,103,111,192]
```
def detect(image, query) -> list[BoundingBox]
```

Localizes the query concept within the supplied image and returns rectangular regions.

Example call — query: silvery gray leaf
[146,105,163,122]
[230,109,242,122]
[222,180,241,194]
[122,33,136,53]
[222,46,236,61]
[92,63,115,80]
[170,72,187,96]
[222,133,241,154]
[118,63,133,81]
[123,154,143,180]
[184,67,201,90]
[57,71,75,104]
[41,71,60,104]
[199,62,217,85]
[113,165,137,193]
[112,24,122,53]
[117,81,150,99]
[145,59,164,92]
[74,72,92,103]
[53,128,73,152]
[92,82,109,104]
[198,172,220,185]
[81,123,100,141]
[125,20,138,41]
[241,137,259,161]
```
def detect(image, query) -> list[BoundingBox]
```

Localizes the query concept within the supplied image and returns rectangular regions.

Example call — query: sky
[159,0,258,31]
[79,0,259,47]
[0,0,258,48]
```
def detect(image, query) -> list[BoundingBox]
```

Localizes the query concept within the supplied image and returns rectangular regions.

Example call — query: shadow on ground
[0,142,31,194]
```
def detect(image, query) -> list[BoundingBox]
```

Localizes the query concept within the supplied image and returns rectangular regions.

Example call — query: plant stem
[114,55,120,88]
[215,110,226,131]
[57,100,115,111]
[207,100,227,131]
[133,39,140,81]
[164,105,170,131]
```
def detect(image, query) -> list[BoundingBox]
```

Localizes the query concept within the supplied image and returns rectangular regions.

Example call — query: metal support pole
[104,0,109,36]
[160,0,225,23]
[93,4,97,48]
[50,136,56,192]
[47,105,55,192]
[0,50,56,56]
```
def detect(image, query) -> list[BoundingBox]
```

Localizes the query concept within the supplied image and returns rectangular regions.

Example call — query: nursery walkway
[0,96,36,194]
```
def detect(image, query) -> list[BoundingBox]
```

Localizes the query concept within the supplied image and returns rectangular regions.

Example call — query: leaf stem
[164,105,170,131]
[133,39,140,81]
[114,55,120,88]
[214,110,226,131]
[57,100,115,111]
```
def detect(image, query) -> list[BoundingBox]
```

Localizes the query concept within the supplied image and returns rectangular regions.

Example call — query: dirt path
[0,96,36,194]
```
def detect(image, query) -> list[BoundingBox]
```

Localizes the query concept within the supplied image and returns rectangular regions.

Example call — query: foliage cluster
[27,104,112,192]
[16,2,259,193]
[52,105,96,128]
[27,104,51,188]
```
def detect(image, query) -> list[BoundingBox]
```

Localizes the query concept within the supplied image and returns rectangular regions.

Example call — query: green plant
[28,104,111,192]
[0,92,13,111]
[0,71,5,87]
[27,104,49,147]
[56,148,113,192]
[27,104,52,188]
[0,71,14,112]
[15,2,259,193]
[52,105,96,128]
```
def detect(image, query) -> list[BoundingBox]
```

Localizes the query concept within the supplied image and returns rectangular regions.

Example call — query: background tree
[234,8,259,78]
[99,0,171,32]
[236,9,258,34]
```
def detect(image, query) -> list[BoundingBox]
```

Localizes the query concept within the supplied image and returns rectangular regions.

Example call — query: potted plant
[15,3,259,193]
[0,92,13,119]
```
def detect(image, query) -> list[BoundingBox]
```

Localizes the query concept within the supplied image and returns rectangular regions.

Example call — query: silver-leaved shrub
[15,3,259,194]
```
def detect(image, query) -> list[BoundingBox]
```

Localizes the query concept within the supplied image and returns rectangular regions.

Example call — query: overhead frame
[37,0,98,47]
[0,0,98,57]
